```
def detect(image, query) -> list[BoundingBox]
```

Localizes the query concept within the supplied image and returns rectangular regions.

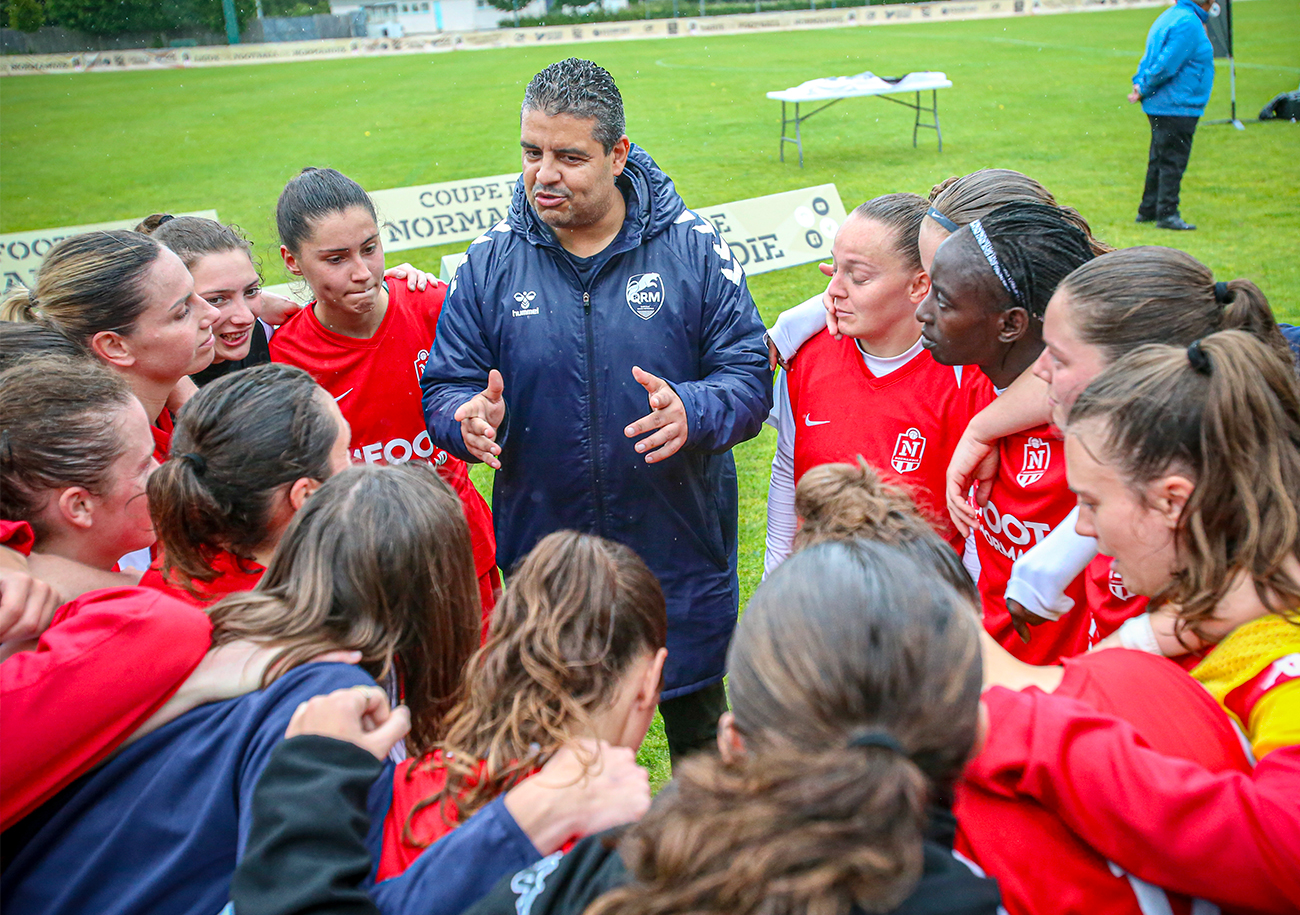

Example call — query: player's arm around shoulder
[663,210,773,454]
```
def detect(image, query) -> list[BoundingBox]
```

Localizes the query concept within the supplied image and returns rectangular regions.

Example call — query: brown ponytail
[587,540,982,915]
[1059,247,1291,368]
[1068,330,1300,635]
[146,363,339,594]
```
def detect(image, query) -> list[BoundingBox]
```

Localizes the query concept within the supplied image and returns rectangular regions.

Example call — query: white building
[329,0,549,35]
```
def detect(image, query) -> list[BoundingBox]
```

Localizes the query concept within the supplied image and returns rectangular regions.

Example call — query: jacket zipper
[581,289,607,537]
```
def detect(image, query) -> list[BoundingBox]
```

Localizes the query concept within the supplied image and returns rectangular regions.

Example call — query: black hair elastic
[848,729,907,756]
[1187,339,1213,376]
[925,206,961,234]
[181,452,207,475]
[1214,281,1231,304]
[157,214,175,226]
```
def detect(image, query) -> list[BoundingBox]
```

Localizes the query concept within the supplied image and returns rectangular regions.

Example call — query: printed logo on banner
[626,273,665,319]
[891,427,927,473]
[1016,437,1051,487]
[413,348,430,382]
[512,290,540,317]
[1108,569,1135,601]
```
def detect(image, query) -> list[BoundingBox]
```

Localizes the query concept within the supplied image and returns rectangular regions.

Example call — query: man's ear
[997,307,1031,344]
[1149,474,1195,529]
[287,476,321,513]
[281,245,302,277]
[90,331,136,369]
[56,487,96,532]
[610,135,631,178]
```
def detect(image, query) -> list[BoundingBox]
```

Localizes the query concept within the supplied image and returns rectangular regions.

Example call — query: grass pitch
[2,0,1296,784]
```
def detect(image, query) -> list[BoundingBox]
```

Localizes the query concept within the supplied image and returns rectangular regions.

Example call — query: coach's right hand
[454,369,506,469]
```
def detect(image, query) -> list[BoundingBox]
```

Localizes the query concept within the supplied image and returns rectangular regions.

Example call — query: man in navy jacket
[422,58,772,760]
[1129,0,1216,230]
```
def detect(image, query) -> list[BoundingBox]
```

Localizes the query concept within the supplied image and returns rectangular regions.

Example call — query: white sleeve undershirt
[766,294,828,363]
[763,337,925,578]
[1003,505,1099,620]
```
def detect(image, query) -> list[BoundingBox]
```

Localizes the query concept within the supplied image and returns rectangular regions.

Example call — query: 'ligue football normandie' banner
[0,211,219,290]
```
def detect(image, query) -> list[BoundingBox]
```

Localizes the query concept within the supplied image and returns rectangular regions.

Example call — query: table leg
[779,100,786,162]
[934,90,943,152]
[796,102,804,168]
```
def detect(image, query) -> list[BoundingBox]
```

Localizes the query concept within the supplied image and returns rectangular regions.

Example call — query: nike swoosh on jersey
[334,388,354,402]
[804,413,830,426]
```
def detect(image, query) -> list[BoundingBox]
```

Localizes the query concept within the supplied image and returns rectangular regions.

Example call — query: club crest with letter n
[626,273,665,320]
[1017,437,1051,487]
[891,427,927,473]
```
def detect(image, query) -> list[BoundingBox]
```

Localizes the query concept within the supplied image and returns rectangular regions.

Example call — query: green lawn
[3,0,1296,785]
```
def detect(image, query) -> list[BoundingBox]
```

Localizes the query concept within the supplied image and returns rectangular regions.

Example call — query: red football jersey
[1084,552,1149,640]
[955,650,1251,915]
[977,424,1093,664]
[139,549,266,608]
[786,330,995,551]
[270,282,496,581]
[1,520,35,556]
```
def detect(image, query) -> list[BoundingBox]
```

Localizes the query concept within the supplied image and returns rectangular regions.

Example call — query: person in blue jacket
[421,58,772,762]
[1128,0,1217,231]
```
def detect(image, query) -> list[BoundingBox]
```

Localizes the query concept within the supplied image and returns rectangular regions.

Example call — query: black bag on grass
[1259,90,1300,122]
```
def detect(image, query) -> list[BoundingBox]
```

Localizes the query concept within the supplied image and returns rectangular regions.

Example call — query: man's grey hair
[522,58,626,154]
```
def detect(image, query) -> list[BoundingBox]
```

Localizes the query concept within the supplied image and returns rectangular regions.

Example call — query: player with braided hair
[915,202,1098,664]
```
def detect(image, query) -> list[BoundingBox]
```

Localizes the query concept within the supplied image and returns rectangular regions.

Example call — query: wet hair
[954,201,1095,320]
[275,167,378,255]
[0,322,87,370]
[147,364,340,597]
[423,531,666,832]
[928,168,1110,256]
[1058,246,1291,368]
[0,230,164,343]
[588,540,982,915]
[1068,330,1300,635]
[850,193,928,275]
[793,459,978,605]
[144,215,254,270]
[208,463,480,754]
[0,355,137,542]
[522,58,626,154]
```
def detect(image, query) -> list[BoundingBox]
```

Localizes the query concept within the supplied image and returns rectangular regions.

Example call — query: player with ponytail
[140,363,352,605]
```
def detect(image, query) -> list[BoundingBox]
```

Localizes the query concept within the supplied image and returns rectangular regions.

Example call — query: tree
[9,0,46,30]
[44,0,253,36]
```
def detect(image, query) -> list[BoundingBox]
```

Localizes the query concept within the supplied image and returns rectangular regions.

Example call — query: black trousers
[659,679,728,765]
[1138,114,1199,220]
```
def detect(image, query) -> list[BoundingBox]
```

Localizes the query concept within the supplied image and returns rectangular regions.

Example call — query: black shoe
[1136,214,1156,223]
[1156,215,1196,231]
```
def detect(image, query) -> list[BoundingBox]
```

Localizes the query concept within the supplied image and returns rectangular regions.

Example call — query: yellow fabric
[1193,613,1300,759]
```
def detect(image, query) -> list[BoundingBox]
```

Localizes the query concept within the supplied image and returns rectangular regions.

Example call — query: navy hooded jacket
[422,145,773,698]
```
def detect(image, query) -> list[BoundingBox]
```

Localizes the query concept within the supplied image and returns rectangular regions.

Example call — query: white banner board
[372,174,520,252]
[696,184,845,276]
[1,211,219,290]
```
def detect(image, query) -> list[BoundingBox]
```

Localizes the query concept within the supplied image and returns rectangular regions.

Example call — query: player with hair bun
[269,166,499,623]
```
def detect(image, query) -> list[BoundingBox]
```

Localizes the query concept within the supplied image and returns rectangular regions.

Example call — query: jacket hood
[509,144,687,247]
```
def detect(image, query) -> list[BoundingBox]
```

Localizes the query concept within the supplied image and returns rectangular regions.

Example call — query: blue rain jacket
[1134,0,1215,117]
[422,145,772,698]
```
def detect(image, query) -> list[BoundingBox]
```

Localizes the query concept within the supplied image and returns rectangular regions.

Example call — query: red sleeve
[0,519,35,556]
[0,586,212,830]
[967,686,1300,915]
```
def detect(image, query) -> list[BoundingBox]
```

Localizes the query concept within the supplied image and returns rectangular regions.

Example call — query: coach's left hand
[625,366,688,464]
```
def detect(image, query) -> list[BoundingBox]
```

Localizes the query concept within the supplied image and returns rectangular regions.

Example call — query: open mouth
[533,189,569,208]
[219,329,250,346]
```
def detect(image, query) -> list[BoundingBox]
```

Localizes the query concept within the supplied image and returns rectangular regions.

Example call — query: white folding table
[767,71,952,167]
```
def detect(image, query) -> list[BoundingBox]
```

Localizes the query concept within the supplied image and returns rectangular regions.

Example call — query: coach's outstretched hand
[455,370,506,470]
[625,366,689,464]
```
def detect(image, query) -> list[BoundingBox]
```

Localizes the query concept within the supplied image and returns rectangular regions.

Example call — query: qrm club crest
[891,428,926,474]
[1016,437,1051,487]
[626,273,665,320]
